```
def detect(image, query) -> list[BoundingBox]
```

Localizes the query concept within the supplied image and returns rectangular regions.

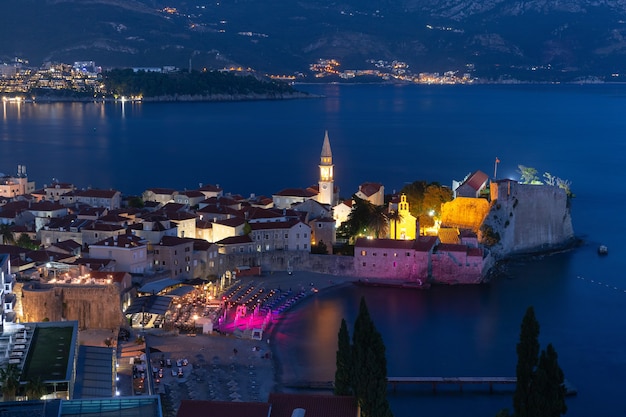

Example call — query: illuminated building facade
[389,194,417,240]
[317,131,335,206]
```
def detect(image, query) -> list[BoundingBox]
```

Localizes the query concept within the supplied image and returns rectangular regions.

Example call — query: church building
[389,194,417,240]
[317,131,338,206]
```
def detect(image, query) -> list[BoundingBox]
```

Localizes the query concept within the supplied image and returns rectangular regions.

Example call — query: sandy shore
[78,271,356,416]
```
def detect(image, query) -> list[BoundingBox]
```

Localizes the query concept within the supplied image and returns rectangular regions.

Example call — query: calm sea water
[2,84,626,416]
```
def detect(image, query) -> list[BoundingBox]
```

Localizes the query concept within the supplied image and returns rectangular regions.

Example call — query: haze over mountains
[3,0,626,81]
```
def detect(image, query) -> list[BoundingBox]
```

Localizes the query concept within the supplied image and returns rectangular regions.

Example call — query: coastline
[266,275,356,394]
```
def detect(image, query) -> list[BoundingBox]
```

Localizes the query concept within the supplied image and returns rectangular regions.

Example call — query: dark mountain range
[2,0,626,81]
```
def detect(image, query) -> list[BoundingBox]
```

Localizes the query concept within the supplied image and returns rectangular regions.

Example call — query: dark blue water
[2,84,626,415]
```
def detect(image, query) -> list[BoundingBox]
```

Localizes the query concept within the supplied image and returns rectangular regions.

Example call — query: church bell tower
[318,130,334,205]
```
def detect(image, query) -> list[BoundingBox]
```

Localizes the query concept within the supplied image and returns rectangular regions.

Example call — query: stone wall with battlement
[484,180,574,259]
[19,283,125,329]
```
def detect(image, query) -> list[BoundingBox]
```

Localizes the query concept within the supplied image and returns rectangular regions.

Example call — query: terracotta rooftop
[358,182,383,197]
[461,170,489,191]
[273,188,318,198]
[159,236,196,247]
[268,393,359,417]
[216,235,254,245]
[177,399,270,417]
[70,189,120,198]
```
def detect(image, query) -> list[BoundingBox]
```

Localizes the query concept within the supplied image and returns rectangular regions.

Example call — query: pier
[387,376,577,396]
[285,377,577,396]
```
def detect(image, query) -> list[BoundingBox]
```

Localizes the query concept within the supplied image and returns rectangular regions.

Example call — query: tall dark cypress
[351,297,393,417]
[538,343,567,417]
[513,306,540,417]
[334,318,353,395]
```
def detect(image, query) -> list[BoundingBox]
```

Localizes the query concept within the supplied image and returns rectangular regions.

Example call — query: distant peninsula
[102,69,311,102]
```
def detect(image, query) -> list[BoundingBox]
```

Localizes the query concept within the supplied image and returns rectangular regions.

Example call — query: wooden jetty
[285,377,577,396]
[387,376,577,396]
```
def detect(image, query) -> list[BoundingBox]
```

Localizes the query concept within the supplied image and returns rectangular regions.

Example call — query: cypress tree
[334,318,352,395]
[513,306,540,417]
[538,343,567,417]
[351,297,393,417]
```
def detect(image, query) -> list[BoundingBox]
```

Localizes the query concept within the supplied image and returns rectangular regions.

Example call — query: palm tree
[0,224,15,245]
[368,204,389,239]
[387,209,403,240]
[0,364,21,401]
[25,377,46,401]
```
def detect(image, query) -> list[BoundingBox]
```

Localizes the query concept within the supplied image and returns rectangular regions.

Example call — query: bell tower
[318,130,334,205]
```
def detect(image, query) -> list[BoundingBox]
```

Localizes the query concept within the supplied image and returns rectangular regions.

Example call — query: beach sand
[78,271,356,416]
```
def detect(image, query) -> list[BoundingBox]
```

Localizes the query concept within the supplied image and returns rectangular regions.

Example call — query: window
[373,252,377,256]
[296,233,300,238]
[265,234,269,240]
[175,260,178,265]
[304,244,308,249]
[239,247,244,253]
[284,233,288,239]
[318,223,322,228]
[383,253,387,257]
[361,250,366,256]
[362,262,366,267]
[304,233,308,238]
[274,233,278,239]
[393,261,397,267]
[406,252,411,256]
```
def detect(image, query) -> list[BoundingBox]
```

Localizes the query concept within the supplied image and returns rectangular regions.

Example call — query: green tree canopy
[518,165,540,184]
[399,181,452,219]
[334,318,352,396]
[351,297,393,417]
[514,306,540,417]
[511,306,567,417]
[0,364,21,401]
[16,233,38,250]
[102,69,297,98]
[337,195,389,243]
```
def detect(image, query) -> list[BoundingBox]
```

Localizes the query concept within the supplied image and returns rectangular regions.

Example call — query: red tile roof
[250,219,303,230]
[461,170,489,191]
[273,188,318,198]
[71,189,120,198]
[159,236,196,247]
[268,393,359,417]
[358,182,383,197]
[177,399,270,417]
[216,235,254,245]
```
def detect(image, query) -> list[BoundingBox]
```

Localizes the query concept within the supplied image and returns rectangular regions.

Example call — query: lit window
[361,250,366,256]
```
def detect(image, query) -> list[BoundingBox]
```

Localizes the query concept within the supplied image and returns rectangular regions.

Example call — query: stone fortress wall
[484,180,574,259]
[17,282,125,329]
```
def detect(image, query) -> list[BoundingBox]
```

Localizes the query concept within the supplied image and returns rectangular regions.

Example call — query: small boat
[598,245,608,255]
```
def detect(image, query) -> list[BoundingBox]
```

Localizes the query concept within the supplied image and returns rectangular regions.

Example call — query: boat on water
[598,245,608,255]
